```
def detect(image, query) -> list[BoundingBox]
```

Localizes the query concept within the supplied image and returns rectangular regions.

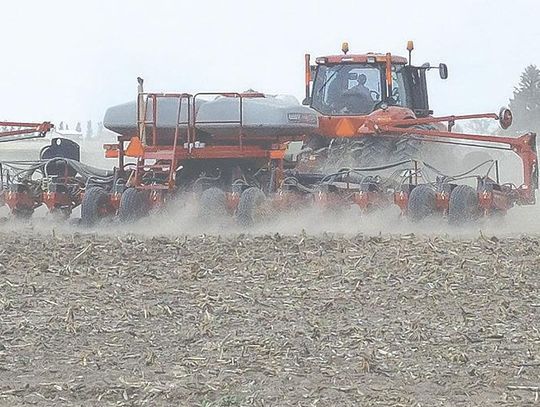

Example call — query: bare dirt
[1,230,539,406]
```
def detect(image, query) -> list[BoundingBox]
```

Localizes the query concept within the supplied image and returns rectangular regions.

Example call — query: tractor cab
[304,42,448,118]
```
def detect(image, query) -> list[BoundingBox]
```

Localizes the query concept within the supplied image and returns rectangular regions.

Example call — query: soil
[0,231,539,406]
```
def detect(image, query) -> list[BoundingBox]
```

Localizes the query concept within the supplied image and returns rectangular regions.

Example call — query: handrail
[135,92,194,189]
[137,92,193,147]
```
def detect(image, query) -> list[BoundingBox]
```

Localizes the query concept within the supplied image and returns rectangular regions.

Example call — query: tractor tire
[407,185,437,222]
[351,137,393,167]
[118,188,149,223]
[324,137,399,170]
[393,124,440,163]
[81,187,110,226]
[448,185,480,225]
[198,187,227,222]
[236,187,266,227]
[394,137,421,162]
[325,124,441,171]
[320,139,349,171]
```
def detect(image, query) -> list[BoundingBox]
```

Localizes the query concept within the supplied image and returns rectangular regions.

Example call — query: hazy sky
[1,0,538,125]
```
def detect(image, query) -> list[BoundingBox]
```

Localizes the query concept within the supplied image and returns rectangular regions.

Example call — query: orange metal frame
[4,191,40,212]
[109,91,299,195]
[0,121,54,142]
[320,112,537,205]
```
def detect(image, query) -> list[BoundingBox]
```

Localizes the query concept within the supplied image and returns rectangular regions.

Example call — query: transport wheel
[199,187,227,222]
[81,187,111,226]
[407,185,437,222]
[448,185,480,225]
[118,188,149,223]
[236,187,266,227]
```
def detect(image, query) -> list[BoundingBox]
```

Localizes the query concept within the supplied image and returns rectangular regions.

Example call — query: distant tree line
[458,64,540,136]
[508,64,540,135]
[56,120,104,138]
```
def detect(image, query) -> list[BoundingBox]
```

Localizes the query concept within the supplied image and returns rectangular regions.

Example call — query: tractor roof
[316,53,408,65]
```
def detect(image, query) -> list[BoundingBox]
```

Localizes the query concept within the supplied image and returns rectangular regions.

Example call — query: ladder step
[145,165,170,169]
[137,184,170,191]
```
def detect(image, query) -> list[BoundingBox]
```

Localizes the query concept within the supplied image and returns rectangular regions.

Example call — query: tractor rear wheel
[394,137,421,162]
[118,188,149,223]
[323,137,390,170]
[448,185,480,225]
[199,187,227,222]
[352,137,394,167]
[81,187,111,226]
[236,187,266,227]
[407,185,437,222]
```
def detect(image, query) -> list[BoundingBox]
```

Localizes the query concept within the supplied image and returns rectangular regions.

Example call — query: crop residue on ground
[0,232,539,405]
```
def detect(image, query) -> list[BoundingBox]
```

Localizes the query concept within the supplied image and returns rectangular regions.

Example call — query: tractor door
[403,66,431,117]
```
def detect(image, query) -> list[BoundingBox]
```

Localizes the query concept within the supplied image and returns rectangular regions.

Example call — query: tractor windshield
[311,63,410,115]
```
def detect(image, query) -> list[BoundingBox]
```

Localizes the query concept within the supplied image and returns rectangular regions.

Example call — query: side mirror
[302,97,312,106]
[498,107,513,129]
[439,63,448,79]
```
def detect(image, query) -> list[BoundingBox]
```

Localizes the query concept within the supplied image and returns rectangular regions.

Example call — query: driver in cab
[340,73,376,114]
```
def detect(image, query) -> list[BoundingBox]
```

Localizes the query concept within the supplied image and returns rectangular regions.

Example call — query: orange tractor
[297,41,536,223]
[80,42,537,226]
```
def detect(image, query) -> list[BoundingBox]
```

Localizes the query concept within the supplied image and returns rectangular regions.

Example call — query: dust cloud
[2,193,540,239]
[1,136,538,238]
